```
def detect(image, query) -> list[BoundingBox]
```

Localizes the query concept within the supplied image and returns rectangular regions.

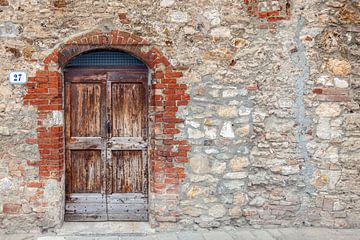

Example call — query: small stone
[209,89,220,97]
[171,11,188,23]
[223,172,248,179]
[323,198,334,211]
[0,0,9,6]
[230,156,250,171]
[184,26,196,35]
[327,58,352,76]
[0,86,12,97]
[316,118,331,139]
[204,148,219,154]
[204,10,220,26]
[204,126,217,140]
[235,126,249,137]
[279,165,300,175]
[217,106,237,118]
[211,161,226,175]
[223,180,245,191]
[333,201,345,211]
[22,47,36,60]
[189,174,218,183]
[0,126,11,136]
[188,128,204,139]
[7,48,22,58]
[203,48,233,60]
[233,193,248,206]
[209,204,226,218]
[0,22,19,38]
[315,103,341,117]
[220,122,235,138]
[190,154,210,174]
[334,78,349,88]
[215,153,233,160]
[182,206,203,217]
[238,106,251,116]
[233,38,248,48]
[210,27,231,38]
[186,120,201,128]
[222,89,238,98]
[0,177,12,190]
[229,206,242,217]
[249,196,266,207]
[160,0,175,7]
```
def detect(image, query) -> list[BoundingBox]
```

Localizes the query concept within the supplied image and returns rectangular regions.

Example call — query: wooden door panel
[65,71,107,222]
[110,150,146,193]
[107,193,148,221]
[70,150,103,193]
[70,83,102,137]
[65,193,107,221]
[110,83,145,138]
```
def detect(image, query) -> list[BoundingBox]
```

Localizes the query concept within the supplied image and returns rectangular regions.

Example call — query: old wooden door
[64,66,148,221]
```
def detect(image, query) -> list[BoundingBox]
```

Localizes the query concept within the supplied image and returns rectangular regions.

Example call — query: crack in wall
[291,16,314,195]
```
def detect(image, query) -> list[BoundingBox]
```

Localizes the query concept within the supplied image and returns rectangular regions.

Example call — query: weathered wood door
[64,67,148,221]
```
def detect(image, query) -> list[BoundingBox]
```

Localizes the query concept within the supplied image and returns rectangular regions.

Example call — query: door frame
[63,65,150,221]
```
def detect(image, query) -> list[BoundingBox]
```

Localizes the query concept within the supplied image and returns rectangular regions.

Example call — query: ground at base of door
[3,228,360,240]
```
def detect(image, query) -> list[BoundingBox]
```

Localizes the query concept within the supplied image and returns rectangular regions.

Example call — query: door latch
[106,120,111,135]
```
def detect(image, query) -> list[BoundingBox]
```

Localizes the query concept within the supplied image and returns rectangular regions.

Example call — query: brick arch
[24,29,190,224]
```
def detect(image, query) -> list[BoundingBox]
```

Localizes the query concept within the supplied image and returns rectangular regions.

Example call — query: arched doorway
[63,50,149,221]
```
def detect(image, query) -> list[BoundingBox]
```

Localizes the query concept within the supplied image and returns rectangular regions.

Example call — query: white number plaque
[9,71,27,85]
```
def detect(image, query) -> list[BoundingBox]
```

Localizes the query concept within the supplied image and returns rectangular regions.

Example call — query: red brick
[163,117,184,123]
[178,145,192,151]
[26,181,44,188]
[163,129,180,134]
[3,203,21,214]
[177,100,188,106]
[164,72,183,78]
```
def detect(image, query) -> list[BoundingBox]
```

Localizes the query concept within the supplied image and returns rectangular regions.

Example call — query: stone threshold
[54,221,155,236]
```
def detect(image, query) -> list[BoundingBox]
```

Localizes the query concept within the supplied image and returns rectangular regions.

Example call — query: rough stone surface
[0,0,359,234]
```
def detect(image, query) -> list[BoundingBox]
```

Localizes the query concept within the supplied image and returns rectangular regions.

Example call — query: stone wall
[0,0,359,233]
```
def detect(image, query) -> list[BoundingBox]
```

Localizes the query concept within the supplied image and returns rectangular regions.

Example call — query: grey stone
[223,172,248,179]
[211,161,226,175]
[210,27,231,38]
[249,196,267,207]
[217,106,237,119]
[190,154,210,174]
[160,0,175,7]
[177,232,205,240]
[208,204,226,218]
[220,122,235,138]
[315,103,342,117]
[188,128,205,139]
[203,231,233,240]
[171,11,188,22]
[251,230,276,240]
[223,181,245,191]
[0,22,19,38]
[229,156,250,171]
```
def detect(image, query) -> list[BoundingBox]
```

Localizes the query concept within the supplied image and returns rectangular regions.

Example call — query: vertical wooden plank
[70,150,102,193]
[111,151,145,193]
[111,83,145,138]
[101,80,107,197]
[70,83,102,137]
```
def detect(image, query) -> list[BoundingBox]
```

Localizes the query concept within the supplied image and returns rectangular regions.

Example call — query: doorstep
[54,221,155,236]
